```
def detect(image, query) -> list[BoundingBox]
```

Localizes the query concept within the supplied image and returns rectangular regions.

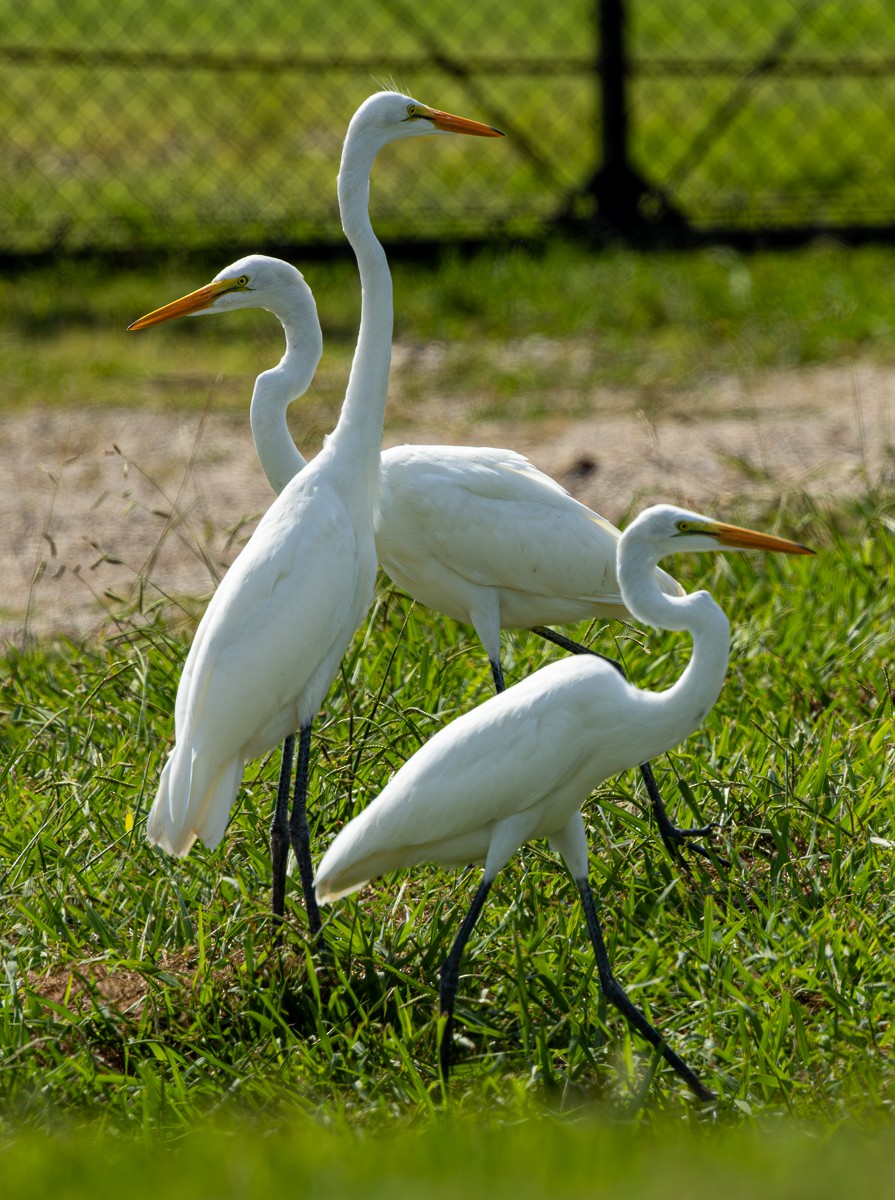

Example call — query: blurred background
[4,0,895,259]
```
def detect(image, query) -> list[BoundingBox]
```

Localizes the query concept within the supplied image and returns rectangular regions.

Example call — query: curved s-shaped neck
[248,304,321,494]
[618,533,732,755]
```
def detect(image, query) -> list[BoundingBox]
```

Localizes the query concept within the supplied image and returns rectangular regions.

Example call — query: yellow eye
[237,275,249,286]
[406,104,421,118]
[676,521,691,532]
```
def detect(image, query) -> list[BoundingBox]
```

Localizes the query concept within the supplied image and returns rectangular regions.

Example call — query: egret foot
[639,761,729,869]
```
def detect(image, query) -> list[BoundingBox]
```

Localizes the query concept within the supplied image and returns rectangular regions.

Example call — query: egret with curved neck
[139,92,502,935]
[314,504,814,1096]
[131,252,711,863]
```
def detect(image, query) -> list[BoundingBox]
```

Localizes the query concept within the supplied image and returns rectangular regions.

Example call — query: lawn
[4,239,895,419]
[3,485,894,1129]
[2,230,895,1184]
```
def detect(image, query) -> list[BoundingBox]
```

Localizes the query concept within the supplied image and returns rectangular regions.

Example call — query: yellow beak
[712,521,815,556]
[422,106,504,138]
[128,278,233,330]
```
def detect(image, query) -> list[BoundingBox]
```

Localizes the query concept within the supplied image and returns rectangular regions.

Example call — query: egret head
[625,504,815,560]
[127,254,318,332]
[346,90,504,147]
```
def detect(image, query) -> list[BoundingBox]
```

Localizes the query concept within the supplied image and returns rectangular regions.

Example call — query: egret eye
[676,521,691,532]
[237,275,249,287]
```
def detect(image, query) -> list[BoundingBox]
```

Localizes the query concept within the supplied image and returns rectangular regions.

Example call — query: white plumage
[149,471,369,854]
[134,92,503,927]
[314,503,813,1096]
[132,252,680,687]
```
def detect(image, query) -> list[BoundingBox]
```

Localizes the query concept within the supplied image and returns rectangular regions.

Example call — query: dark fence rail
[3,0,895,259]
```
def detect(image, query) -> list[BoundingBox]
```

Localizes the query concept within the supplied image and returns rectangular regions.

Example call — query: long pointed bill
[423,107,505,138]
[128,278,232,330]
[712,522,815,556]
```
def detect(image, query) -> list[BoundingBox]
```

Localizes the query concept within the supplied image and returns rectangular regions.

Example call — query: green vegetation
[6,1116,895,1198]
[3,240,895,425]
[2,230,895,1183]
[3,485,894,1151]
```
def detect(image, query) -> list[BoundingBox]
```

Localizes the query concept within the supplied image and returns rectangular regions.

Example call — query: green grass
[7,1116,895,1198]
[1,1119,894,1198]
[3,240,895,430]
[2,232,895,1179]
[2,488,894,1154]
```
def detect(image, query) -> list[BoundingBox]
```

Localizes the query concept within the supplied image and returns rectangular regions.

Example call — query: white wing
[377,444,680,628]
[315,656,633,900]
[149,467,377,854]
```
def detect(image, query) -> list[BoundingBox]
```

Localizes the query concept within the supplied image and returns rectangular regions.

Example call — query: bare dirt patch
[3,358,892,643]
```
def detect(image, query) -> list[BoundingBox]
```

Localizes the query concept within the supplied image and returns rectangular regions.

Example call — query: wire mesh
[2,0,895,255]
[629,0,895,232]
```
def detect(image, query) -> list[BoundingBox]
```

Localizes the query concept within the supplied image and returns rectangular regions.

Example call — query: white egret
[130,256,712,863]
[138,92,503,934]
[314,504,814,1096]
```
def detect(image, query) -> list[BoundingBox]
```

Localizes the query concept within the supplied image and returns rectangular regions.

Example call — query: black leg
[288,722,322,938]
[270,733,295,924]
[439,875,494,1082]
[530,624,624,672]
[489,657,506,693]
[577,876,715,1102]
[531,625,726,867]
[638,759,729,868]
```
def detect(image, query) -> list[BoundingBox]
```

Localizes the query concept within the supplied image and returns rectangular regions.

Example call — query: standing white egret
[139,93,503,935]
[130,257,711,863]
[314,504,814,1096]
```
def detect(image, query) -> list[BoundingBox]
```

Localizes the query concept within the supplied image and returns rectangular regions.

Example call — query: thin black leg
[531,624,725,866]
[577,876,715,1102]
[489,657,506,693]
[638,758,729,868]
[288,722,322,938]
[530,624,624,672]
[270,733,295,924]
[438,875,493,1082]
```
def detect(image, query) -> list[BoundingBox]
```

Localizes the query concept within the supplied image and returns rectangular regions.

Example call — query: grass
[7,1116,895,1198]
[2,485,894,1152]
[6,1118,895,1200]
[3,240,895,433]
[2,234,895,1181]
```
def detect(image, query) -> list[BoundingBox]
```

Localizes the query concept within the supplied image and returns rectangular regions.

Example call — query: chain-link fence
[3,0,895,257]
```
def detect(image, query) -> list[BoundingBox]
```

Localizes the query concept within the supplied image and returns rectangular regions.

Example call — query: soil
[3,357,892,643]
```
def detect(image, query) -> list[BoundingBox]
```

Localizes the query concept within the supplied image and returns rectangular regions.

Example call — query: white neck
[328,119,393,486]
[617,533,731,758]
[248,305,319,494]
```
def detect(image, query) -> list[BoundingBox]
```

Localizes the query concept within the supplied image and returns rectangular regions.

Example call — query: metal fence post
[569,0,689,240]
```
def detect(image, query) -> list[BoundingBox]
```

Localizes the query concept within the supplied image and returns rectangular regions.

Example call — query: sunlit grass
[3,240,895,421]
[2,237,895,1173]
[2,489,894,1150]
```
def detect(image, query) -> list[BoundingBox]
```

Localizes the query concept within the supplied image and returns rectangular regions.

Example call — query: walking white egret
[138,92,503,934]
[314,504,814,1096]
[130,256,710,862]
